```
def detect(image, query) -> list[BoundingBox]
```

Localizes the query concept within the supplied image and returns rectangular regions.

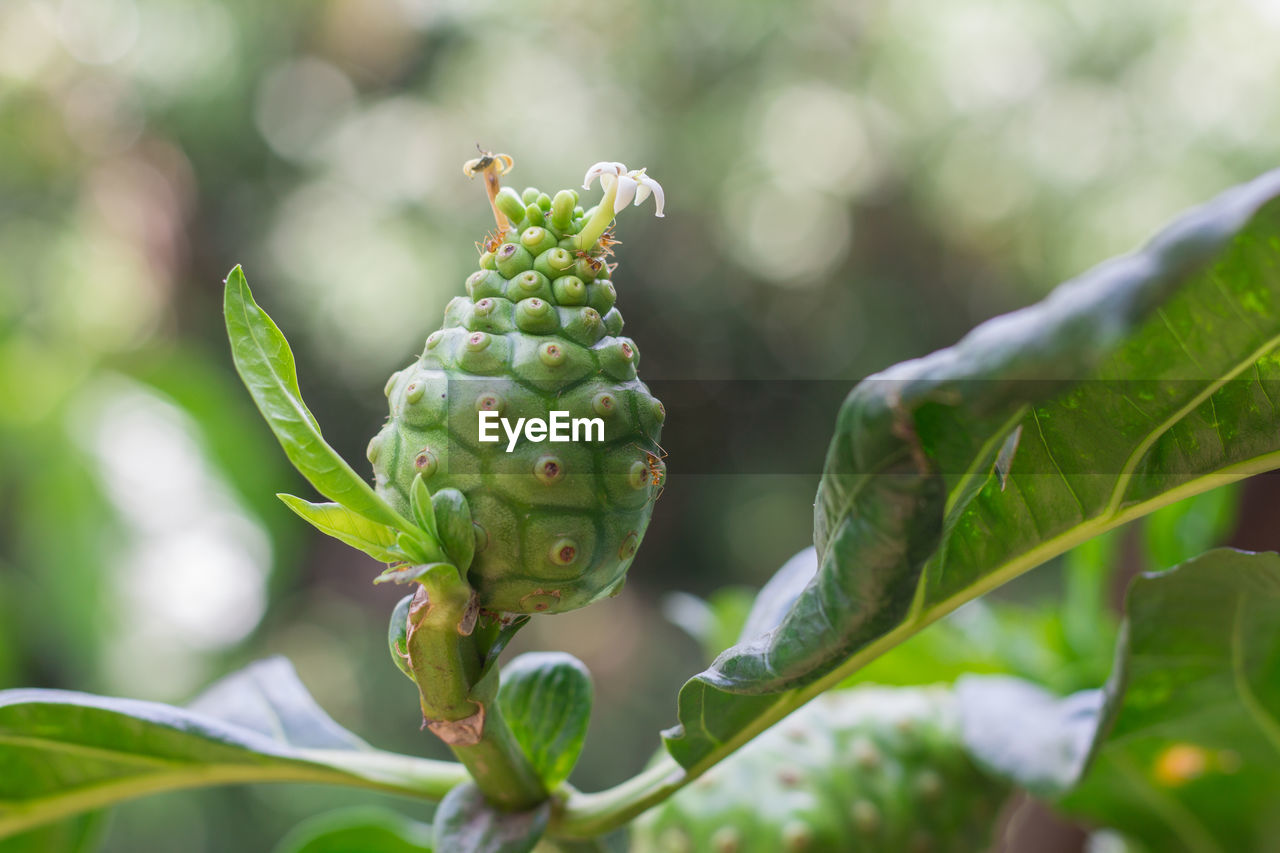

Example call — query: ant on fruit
[574,251,605,273]
[573,251,618,277]
[631,441,668,504]
[476,229,508,255]
[596,228,621,254]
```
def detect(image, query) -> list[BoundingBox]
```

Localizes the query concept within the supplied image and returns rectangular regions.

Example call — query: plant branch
[405,567,547,811]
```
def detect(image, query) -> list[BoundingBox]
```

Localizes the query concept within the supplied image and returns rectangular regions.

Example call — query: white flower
[582,161,627,189]
[628,168,665,217]
[582,161,665,218]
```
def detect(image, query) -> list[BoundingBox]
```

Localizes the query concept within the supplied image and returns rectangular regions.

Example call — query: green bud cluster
[369,183,665,615]
[632,687,1009,853]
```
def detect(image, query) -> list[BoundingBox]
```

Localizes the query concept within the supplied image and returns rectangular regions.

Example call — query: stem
[574,180,618,251]
[550,757,686,839]
[484,168,509,232]
[448,719,547,810]
[405,570,547,811]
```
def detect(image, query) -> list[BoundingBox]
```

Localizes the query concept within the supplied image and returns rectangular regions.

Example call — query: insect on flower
[464,146,516,230]
[462,147,514,178]
[476,229,508,254]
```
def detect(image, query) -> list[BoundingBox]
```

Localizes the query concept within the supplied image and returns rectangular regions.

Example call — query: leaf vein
[1230,591,1280,757]
[1030,408,1085,517]
[1104,332,1280,516]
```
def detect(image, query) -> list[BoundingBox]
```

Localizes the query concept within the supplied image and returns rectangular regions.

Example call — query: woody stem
[405,574,546,810]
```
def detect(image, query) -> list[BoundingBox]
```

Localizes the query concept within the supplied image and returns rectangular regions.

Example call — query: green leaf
[958,549,1280,853]
[431,488,476,573]
[496,653,592,789]
[395,531,442,566]
[0,814,105,853]
[664,169,1280,769]
[409,474,439,544]
[375,562,457,587]
[273,807,433,853]
[388,594,415,683]
[278,494,403,562]
[223,266,409,531]
[432,782,549,853]
[0,657,467,839]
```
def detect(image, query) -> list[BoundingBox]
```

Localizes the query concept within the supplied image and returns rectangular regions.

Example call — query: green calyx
[370,167,665,616]
[631,687,1010,853]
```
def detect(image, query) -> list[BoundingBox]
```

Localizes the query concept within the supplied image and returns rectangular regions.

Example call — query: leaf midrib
[0,733,200,768]
[1230,591,1280,757]
[1109,753,1223,853]
[1104,333,1280,516]
[229,276,320,438]
[0,761,366,839]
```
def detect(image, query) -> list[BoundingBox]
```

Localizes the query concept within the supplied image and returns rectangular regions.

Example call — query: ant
[632,441,668,504]
[596,228,621,254]
[476,228,508,255]
[573,251,618,277]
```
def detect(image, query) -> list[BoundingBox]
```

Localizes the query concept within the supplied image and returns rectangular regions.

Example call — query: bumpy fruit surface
[369,185,665,615]
[632,687,1009,853]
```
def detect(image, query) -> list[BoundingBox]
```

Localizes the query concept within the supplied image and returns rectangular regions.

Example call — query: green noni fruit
[368,157,666,615]
[632,687,1009,853]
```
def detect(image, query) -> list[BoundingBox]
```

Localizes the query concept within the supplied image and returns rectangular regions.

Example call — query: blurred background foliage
[2,0,1280,850]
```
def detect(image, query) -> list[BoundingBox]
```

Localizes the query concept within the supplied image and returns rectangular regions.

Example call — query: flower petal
[612,175,639,213]
[583,161,626,190]
[635,174,665,217]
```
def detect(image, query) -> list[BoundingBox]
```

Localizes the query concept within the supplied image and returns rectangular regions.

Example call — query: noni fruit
[632,687,1009,853]
[368,158,666,615]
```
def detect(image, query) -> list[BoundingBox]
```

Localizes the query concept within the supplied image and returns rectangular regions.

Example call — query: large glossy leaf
[849,487,1236,695]
[223,266,410,532]
[273,807,433,853]
[496,653,592,789]
[664,169,1280,769]
[958,549,1280,853]
[0,657,466,839]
